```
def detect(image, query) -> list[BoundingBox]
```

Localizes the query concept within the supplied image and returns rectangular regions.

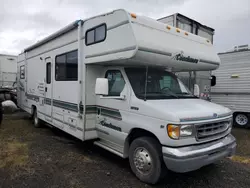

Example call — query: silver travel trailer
[211,45,250,127]
[158,13,215,100]
[17,9,235,184]
[0,54,17,104]
[0,54,17,88]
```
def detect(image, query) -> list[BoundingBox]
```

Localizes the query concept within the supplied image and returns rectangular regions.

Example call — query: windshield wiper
[160,90,179,99]
[177,92,190,95]
[153,91,179,99]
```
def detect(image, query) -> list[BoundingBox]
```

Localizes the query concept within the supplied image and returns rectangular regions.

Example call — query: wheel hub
[236,114,248,126]
[134,147,152,174]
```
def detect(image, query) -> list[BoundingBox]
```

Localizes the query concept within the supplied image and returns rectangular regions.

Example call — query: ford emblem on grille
[213,113,218,118]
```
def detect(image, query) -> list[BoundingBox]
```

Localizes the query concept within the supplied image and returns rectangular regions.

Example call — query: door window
[46,62,51,84]
[105,70,125,96]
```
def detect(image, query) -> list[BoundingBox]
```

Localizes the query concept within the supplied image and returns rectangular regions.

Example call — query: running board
[94,140,124,158]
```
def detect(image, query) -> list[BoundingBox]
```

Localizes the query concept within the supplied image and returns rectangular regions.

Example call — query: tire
[32,108,42,128]
[129,137,165,184]
[234,113,249,128]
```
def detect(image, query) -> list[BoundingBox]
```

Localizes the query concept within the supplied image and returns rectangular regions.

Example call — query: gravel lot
[0,112,250,188]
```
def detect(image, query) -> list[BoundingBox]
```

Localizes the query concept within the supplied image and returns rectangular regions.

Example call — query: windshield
[125,67,195,100]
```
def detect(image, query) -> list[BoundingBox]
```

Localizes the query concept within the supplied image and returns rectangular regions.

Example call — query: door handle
[45,87,47,92]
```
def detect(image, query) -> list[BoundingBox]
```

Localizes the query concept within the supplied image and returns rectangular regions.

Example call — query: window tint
[46,63,51,84]
[86,24,106,46]
[20,65,25,79]
[105,70,125,96]
[87,30,95,45]
[55,50,78,81]
[95,25,106,41]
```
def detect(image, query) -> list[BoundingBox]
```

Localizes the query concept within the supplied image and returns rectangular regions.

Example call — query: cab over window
[55,50,78,81]
[105,70,125,96]
[86,24,106,46]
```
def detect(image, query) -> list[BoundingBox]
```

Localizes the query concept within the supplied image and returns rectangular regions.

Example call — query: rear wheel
[32,108,42,128]
[129,137,165,184]
[234,113,249,127]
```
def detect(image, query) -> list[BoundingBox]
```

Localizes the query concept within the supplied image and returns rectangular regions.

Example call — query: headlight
[167,124,193,140]
[180,124,193,136]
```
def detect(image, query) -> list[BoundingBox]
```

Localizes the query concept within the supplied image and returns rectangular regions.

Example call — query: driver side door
[95,69,130,151]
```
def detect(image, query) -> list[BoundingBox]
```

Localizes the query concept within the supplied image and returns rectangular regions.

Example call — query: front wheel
[129,137,165,184]
[234,113,249,127]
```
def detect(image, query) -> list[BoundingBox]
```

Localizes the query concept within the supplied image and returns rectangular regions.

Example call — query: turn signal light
[167,124,180,140]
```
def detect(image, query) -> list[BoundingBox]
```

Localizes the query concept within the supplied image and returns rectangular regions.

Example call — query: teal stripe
[180,112,232,122]
[53,99,78,112]
[25,93,122,120]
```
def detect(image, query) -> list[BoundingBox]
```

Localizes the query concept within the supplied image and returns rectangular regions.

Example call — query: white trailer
[0,54,17,88]
[211,45,250,127]
[17,9,236,184]
[158,13,215,100]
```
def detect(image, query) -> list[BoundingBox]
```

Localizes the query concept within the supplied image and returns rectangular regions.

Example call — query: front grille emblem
[213,113,218,118]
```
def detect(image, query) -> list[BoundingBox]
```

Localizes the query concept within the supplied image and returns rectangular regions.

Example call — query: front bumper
[162,134,236,173]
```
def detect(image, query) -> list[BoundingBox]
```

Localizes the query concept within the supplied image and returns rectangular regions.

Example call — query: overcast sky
[0,0,249,55]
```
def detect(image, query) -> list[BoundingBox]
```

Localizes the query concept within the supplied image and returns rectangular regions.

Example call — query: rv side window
[46,63,51,84]
[55,50,78,81]
[20,65,25,79]
[105,70,125,96]
[86,24,106,46]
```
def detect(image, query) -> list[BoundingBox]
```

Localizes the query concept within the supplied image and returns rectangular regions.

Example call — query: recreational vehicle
[158,13,216,100]
[211,45,250,127]
[17,9,236,184]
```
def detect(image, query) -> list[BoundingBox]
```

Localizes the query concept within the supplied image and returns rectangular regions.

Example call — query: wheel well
[233,112,249,115]
[123,128,161,158]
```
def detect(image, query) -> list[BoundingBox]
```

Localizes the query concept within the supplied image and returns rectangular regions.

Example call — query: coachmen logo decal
[173,52,199,64]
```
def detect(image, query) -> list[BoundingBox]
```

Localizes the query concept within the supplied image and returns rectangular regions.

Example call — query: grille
[196,120,231,141]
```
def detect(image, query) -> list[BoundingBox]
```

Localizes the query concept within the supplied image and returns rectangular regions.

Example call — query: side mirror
[95,78,108,95]
[194,84,200,97]
[211,75,216,87]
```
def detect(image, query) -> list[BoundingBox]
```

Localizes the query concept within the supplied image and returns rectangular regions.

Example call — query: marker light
[131,13,137,19]
[167,124,180,140]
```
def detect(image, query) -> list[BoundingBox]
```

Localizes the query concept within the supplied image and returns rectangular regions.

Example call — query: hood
[144,99,231,123]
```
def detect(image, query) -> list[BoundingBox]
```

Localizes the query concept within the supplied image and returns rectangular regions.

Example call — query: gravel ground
[0,113,250,188]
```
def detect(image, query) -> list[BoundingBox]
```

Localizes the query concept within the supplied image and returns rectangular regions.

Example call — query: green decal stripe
[86,106,97,114]
[180,112,232,122]
[26,93,39,101]
[101,112,122,120]
[45,98,51,105]
[24,93,121,119]
[53,99,78,112]
[100,108,121,119]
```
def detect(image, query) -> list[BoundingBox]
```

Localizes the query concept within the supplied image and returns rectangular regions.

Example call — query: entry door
[96,69,130,148]
[45,58,52,120]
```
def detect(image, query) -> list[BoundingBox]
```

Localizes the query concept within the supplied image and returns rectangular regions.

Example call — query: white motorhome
[0,54,17,88]
[211,45,250,127]
[17,9,236,184]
